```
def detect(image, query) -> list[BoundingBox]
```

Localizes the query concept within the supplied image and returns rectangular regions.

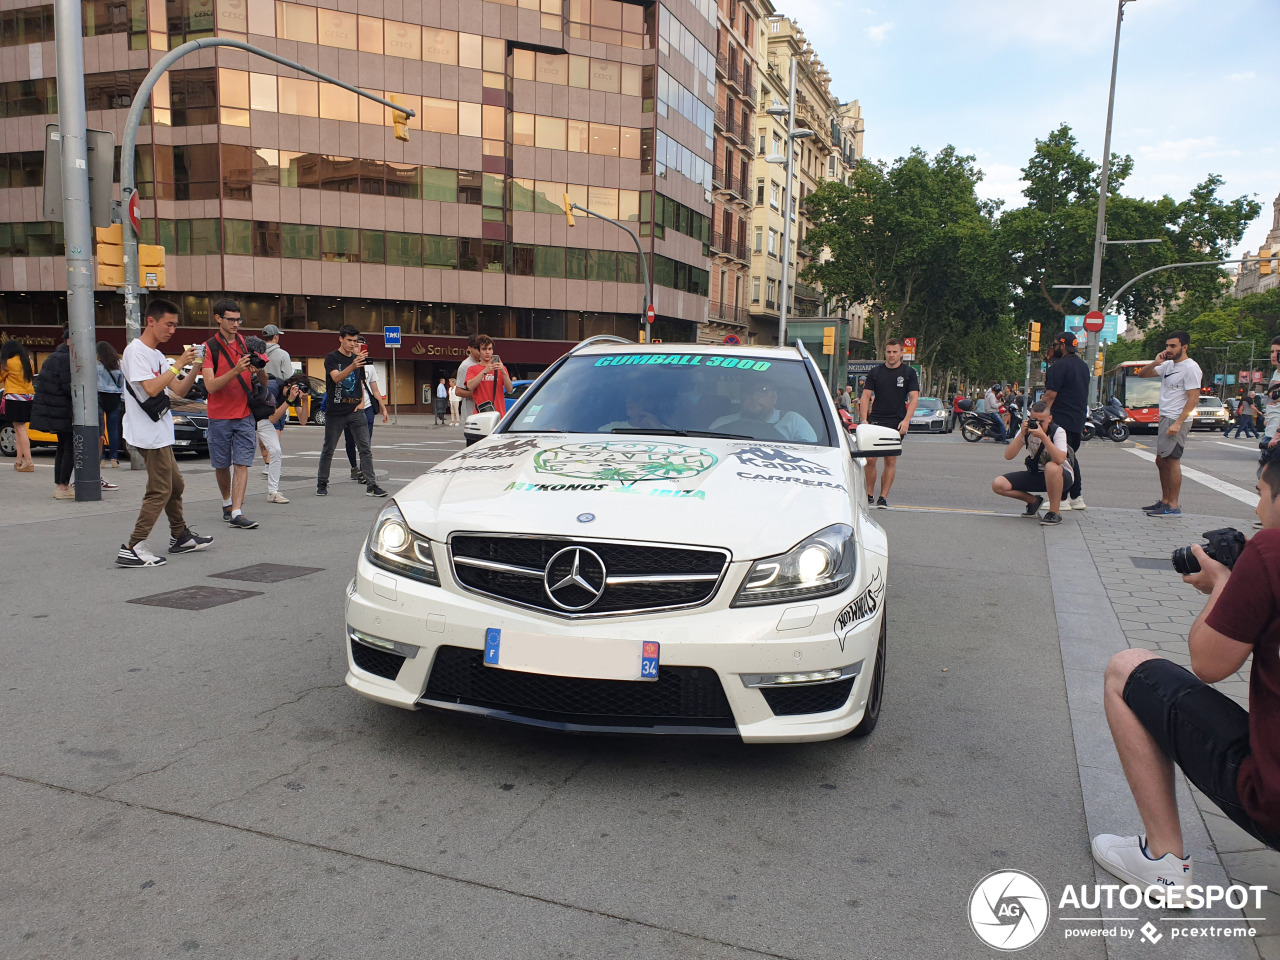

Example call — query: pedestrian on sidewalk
[1,339,36,472]
[434,377,449,425]
[30,327,81,499]
[1230,393,1259,438]
[447,377,460,425]
[317,325,387,498]
[202,299,260,529]
[1264,337,1280,451]
[991,400,1074,524]
[1042,332,1090,510]
[342,338,388,483]
[1092,447,1280,896]
[858,338,919,508]
[258,373,306,504]
[454,334,484,445]
[96,341,125,468]
[116,299,212,567]
[1134,331,1201,517]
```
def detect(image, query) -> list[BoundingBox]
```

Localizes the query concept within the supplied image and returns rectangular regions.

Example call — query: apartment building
[0,0,718,405]
[703,0,759,343]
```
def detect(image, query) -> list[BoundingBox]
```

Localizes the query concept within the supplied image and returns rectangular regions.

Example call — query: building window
[768,229,777,257]
[754,226,762,253]
[769,181,780,209]
[756,179,764,205]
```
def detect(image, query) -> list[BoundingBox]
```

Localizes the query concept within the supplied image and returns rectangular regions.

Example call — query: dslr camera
[1171,527,1247,575]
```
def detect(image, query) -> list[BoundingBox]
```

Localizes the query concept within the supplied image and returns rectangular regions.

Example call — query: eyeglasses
[222,316,241,323]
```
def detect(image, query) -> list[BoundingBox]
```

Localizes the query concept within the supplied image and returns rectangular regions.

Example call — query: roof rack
[569,334,635,354]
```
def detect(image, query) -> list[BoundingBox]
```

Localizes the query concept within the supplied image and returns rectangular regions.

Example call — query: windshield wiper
[608,427,757,440]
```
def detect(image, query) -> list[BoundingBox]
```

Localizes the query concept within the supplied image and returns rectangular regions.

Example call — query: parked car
[1191,396,1230,432]
[0,416,106,458]
[170,396,210,455]
[346,337,900,743]
[908,397,950,433]
[286,375,328,425]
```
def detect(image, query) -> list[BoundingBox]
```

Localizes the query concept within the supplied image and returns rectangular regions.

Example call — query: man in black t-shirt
[1042,331,1091,511]
[316,325,387,497]
[858,338,920,508]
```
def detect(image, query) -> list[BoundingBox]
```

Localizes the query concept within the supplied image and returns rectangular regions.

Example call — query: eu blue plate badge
[484,628,501,664]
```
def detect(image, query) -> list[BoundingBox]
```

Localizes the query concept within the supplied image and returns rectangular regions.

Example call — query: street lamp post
[765,58,814,347]
[1086,0,1138,403]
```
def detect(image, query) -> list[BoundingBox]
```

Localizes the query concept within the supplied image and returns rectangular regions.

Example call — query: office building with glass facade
[0,0,718,404]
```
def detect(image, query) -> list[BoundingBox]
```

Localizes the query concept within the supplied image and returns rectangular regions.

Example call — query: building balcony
[708,301,750,327]
[712,163,725,188]
[794,281,824,304]
[739,65,755,105]
[714,105,727,131]
[711,232,749,264]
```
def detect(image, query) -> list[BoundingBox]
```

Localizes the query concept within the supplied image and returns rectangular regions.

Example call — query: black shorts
[867,415,903,437]
[1124,658,1280,847]
[1000,467,1072,494]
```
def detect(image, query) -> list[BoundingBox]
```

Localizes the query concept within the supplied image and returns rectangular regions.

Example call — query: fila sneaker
[1091,834,1192,900]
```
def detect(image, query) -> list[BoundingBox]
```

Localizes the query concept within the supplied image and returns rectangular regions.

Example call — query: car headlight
[732,523,856,606]
[364,501,439,585]
[172,415,191,426]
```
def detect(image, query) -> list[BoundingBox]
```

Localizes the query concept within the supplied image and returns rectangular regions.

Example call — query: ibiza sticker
[834,571,884,651]
[533,441,718,484]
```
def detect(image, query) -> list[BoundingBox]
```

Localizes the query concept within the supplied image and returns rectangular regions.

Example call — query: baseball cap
[262,324,281,337]
[1054,331,1078,349]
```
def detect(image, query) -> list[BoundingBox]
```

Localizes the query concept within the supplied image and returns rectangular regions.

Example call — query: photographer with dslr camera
[1091,448,1280,896]
[990,400,1074,525]
[254,352,308,505]
[202,298,262,530]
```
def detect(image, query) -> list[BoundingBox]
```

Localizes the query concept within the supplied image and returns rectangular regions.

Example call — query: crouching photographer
[990,400,1075,525]
[1092,447,1280,897]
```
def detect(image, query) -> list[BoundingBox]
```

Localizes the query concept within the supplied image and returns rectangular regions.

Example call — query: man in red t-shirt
[201,298,260,529]
[1093,452,1280,897]
[463,334,513,417]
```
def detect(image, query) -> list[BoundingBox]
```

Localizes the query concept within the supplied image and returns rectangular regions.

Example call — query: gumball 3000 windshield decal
[533,441,719,484]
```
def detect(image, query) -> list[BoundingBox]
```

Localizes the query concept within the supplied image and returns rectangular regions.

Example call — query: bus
[1103,360,1161,431]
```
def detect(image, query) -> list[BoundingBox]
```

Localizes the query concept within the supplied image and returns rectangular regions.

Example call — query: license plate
[202,429,208,438]
[484,628,659,682]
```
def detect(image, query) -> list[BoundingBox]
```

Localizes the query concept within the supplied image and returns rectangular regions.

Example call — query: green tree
[800,146,1010,362]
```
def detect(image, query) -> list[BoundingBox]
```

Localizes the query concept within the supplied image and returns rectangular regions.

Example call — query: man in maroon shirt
[1093,451,1280,896]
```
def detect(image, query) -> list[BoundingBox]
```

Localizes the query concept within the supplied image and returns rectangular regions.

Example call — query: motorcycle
[1082,397,1131,443]
[958,402,1021,443]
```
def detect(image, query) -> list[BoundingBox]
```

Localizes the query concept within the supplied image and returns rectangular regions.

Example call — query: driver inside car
[710,382,817,442]
[600,389,669,433]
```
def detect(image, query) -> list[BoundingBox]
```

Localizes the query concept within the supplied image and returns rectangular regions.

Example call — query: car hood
[394,434,855,560]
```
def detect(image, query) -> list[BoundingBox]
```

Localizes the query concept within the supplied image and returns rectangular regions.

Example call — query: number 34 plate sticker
[640,641,660,680]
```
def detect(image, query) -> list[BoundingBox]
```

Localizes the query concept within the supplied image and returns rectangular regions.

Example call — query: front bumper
[344,546,887,743]
[908,419,947,433]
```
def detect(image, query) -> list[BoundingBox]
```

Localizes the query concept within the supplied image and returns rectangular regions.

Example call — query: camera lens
[1171,546,1200,576]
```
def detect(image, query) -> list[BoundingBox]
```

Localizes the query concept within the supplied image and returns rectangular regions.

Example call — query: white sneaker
[267,491,290,504]
[1092,834,1192,898]
[116,542,167,567]
[1068,497,1087,510]
[1058,500,1073,511]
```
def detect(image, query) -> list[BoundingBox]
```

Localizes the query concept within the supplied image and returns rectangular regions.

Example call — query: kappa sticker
[451,437,543,461]
[730,446,831,475]
[834,571,884,650]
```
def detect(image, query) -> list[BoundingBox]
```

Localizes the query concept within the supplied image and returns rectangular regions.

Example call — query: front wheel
[960,420,983,443]
[1081,423,1095,442]
[0,423,15,457]
[313,408,327,426]
[1108,422,1130,442]
[850,615,886,738]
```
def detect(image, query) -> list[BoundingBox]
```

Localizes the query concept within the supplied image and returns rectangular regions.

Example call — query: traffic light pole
[118,38,413,341]
[53,0,101,500]
[567,203,652,336]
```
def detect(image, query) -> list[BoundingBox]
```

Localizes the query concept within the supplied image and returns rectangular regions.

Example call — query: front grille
[350,637,406,680]
[422,646,736,729]
[761,677,856,716]
[450,535,727,617]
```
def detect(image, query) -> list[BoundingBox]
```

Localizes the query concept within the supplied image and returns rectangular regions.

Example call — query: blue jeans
[1230,418,1257,438]
[103,403,123,460]
[986,412,1007,441]
[345,407,376,468]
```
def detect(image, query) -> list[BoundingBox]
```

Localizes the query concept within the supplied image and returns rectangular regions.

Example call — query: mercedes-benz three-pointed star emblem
[544,546,607,611]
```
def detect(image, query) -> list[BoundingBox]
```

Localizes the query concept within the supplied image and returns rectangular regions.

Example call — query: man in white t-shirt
[1135,330,1203,517]
[116,299,212,567]
[454,333,483,446]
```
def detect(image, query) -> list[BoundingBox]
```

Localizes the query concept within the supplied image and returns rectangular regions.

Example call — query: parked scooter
[958,399,1019,443]
[1082,397,1131,442]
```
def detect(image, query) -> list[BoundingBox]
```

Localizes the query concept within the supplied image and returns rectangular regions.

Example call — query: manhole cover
[1130,557,1168,570]
[209,563,324,583]
[128,586,263,610]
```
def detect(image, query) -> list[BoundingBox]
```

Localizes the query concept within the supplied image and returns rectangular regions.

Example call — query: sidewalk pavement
[1052,506,1279,959]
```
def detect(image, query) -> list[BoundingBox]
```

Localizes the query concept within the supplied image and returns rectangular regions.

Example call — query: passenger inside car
[710,381,818,442]
[600,390,670,432]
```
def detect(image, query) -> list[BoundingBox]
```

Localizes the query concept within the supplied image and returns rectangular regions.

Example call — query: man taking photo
[858,338,919,508]
[316,325,387,498]
[1135,330,1202,517]
[1092,447,1280,895]
[1042,331,1090,511]
[202,298,260,530]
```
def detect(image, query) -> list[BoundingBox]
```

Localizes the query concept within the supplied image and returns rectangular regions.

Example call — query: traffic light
[563,193,575,227]
[389,94,410,142]
[139,242,166,288]
[822,326,835,355]
[1095,348,1105,377]
[1261,248,1274,276]
[1028,321,1041,352]
[95,222,124,288]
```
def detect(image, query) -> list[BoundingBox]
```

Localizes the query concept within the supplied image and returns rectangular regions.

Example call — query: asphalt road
[0,422,1263,959]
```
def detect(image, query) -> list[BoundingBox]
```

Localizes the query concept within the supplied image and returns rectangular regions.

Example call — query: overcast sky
[783,0,1278,261]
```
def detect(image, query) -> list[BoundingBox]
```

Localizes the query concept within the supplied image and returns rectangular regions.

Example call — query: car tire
[0,423,16,457]
[313,408,326,426]
[850,614,886,738]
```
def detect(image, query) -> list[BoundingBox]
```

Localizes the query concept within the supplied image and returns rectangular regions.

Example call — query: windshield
[1197,398,1222,408]
[915,398,942,412]
[507,353,830,445]
[1122,372,1161,408]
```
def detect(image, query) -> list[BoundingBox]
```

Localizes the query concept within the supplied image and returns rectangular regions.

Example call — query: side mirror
[463,411,501,439]
[852,424,902,459]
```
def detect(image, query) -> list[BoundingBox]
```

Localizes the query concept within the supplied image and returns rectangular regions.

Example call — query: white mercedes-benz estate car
[345,337,899,742]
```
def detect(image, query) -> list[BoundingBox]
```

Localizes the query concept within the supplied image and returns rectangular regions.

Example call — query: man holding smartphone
[463,334,513,420]
[316,325,387,498]
[1135,331,1202,517]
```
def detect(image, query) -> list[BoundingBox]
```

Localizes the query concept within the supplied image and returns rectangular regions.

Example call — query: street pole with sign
[384,326,401,424]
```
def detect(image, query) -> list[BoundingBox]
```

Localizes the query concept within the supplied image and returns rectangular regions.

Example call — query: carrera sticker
[592,354,772,372]
[730,446,831,475]
[834,571,884,651]
[737,472,847,492]
[427,463,513,475]
[533,441,718,484]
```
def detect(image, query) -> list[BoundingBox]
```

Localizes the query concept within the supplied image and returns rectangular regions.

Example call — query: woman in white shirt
[447,377,460,425]
[991,400,1074,526]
